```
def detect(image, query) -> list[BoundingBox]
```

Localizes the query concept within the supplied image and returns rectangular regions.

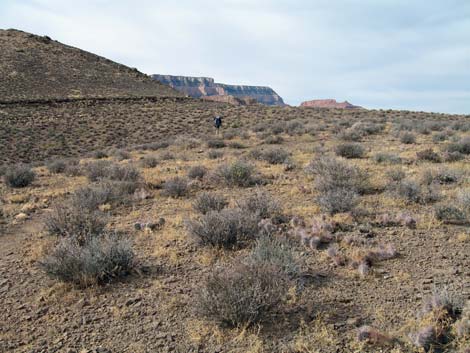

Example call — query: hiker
[214,115,222,135]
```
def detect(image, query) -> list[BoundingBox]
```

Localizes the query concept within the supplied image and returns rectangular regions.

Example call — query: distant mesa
[152,74,284,106]
[301,99,363,109]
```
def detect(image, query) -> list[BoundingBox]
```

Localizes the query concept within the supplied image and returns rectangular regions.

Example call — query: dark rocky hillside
[0,29,181,102]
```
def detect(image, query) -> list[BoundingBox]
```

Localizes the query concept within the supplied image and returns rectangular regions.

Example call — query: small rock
[14,212,28,221]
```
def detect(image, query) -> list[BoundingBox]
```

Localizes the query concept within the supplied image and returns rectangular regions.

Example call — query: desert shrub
[207,139,226,149]
[196,261,289,327]
[264,135,284,144]
[400,132,416,144]
[393,180,440,204]
[286,121,304,135]
[237,189,281,220]
[160,151,175,160]
[146,141,170,150]
[447,137,470,155]
[208,150,223,159]
[434,204,466,224]
[260,148,291,164]
[442,151,464,162]
[270,122,286,134]
[421,168,460,185]
[139,155,158,168]
[458,191,470,215]
[223,129,237,140]
[228,141,246,149]
[306,157,370,213]
[85,160,112,181]
[187,208,259,248]
[92,150,108,159]
[4,164,35,188]
[85,161,140,183]
[338,128,363,141]
[335,143,365,158]
[215,160,258,187]
[162,177,189,197]
[416,149,442,163]
[44,201,107,241]
[386,169,406,183]
[249,235,300,278]
[187,165,208,180]
[374,153,402,164]
[193,192,228,214]
[432,132,449,142]
[46,158,68,174]
[40,232,134,287]
[113,149,131,161]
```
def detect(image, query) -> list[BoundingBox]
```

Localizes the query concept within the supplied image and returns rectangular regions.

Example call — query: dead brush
[356,326,394,346]
[288,215,336,249]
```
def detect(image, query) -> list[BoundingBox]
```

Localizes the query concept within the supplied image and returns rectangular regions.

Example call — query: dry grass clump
[113,149,131,161]
[408,290,462,351]
[3,164,35,188]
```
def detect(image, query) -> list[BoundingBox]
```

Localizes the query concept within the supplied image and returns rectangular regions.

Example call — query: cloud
[1,0,469,113]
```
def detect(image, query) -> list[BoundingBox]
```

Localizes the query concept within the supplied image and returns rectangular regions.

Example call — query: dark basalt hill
[0,29,182,102]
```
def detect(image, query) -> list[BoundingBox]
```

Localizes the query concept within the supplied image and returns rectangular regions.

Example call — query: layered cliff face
[301,99,362,109]
[152,74,284,106]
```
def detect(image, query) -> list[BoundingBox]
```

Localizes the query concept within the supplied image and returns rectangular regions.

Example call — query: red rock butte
[301,99,363,109]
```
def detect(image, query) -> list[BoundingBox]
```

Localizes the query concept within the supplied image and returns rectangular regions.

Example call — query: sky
[1,0,470,114]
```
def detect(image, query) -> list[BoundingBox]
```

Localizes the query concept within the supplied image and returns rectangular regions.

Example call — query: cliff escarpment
[152,74,284,106]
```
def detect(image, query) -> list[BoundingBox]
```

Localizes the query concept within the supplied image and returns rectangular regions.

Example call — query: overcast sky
[2,0,470,113]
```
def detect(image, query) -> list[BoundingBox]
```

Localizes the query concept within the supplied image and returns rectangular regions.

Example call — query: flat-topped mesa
[152,74,285,106]
[301,99,363,109]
